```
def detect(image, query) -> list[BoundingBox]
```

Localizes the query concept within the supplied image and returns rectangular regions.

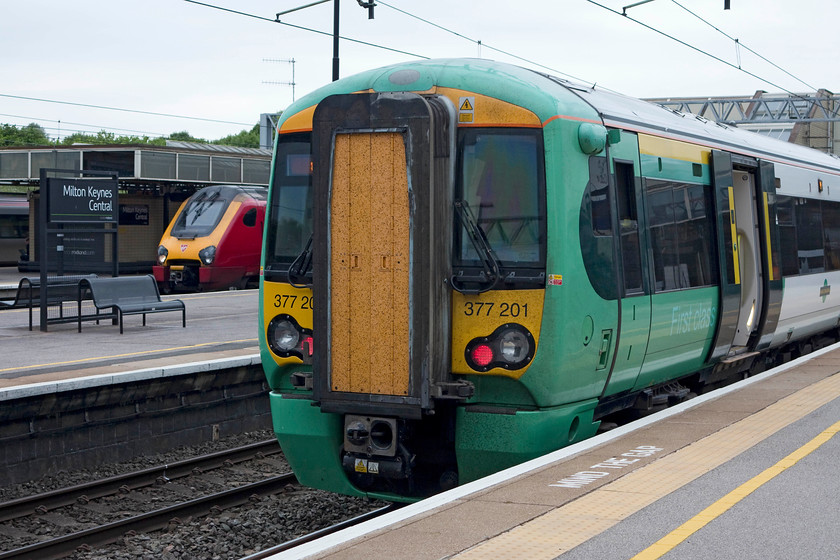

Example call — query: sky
[2,0,837,143]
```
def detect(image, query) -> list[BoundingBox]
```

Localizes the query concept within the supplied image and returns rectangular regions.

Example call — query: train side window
[265,133,312,271]
[645,179,715,291]
[580,156,617,300]
[775,196,799,276]
[242,208,258,227]
[824,200,840,271]
[795,198,824,274]
[589,157,612,236]
[614,161,643,295]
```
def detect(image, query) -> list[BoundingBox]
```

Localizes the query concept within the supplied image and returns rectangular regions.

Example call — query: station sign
[48,177,118,223]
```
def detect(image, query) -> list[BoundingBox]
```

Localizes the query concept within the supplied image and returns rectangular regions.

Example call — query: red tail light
[465,324,535,372]
[470,344,494,367]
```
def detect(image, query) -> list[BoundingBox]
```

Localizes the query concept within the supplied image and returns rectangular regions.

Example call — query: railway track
[0,439,281,523]
[0,474,296,560]
[241,503,405,560]
[0,439,291,560]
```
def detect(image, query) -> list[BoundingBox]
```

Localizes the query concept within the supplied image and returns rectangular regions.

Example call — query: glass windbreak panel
[455,129,545,267]
[170,187,234,238]
[31,152,81,178]
[85,150,135,177]
[178,154,210,181]
[212,157,241,182]
[0,153,29,178]
[140,151,175,179]
[265,133,312,272]
[243,159,270,185]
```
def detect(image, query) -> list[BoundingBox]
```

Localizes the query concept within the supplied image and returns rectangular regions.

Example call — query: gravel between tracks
[1,430,385,559]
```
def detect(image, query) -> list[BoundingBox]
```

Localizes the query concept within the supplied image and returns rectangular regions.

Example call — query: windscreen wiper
[189,191,220,224]
[451,200,502,294]
[287,233,313,288]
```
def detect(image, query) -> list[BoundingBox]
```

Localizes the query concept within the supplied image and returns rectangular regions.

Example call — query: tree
[168,130,209,143]
[0,123,51,147]
[214,124,260,148]
[59,130,165,146]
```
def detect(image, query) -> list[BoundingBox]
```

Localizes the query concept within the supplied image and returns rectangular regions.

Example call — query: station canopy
[0,142,271,193]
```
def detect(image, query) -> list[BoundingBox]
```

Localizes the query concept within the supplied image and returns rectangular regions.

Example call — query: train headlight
[499,329,530,364]
[273,319,300,351]
[157,245,168,265]
[465,324,534,372]
[198,245,216,265]
[267,314,313,362]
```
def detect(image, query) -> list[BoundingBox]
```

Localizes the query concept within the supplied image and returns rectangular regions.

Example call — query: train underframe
[153,263,255,292]
[272,325,840,502]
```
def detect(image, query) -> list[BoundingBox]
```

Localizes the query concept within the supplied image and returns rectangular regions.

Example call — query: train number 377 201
[274,294,314,310]
[463,302,528,317]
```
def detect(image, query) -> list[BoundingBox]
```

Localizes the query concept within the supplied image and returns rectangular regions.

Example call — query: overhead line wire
[669,0,818,91]
[0,93,252,127]
[0,113,167,138]
[585,0,805,99]
[182,0,428,59]
[376,0,595,86]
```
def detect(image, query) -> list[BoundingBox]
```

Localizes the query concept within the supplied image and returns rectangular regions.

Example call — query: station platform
[276,344,840,560]
[0,267,260,393]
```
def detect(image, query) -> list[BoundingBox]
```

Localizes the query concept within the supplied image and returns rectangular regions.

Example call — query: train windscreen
[455,129,545,269]
[265,133,312,274]
[171,190,229,238]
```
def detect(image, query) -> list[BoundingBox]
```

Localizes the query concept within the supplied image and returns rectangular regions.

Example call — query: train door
[601,131,652,396]
[310,92,456,416]
[709,151,765,360]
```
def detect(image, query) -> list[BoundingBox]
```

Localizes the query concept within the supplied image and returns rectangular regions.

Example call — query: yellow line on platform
[631,419,840,560]
[454,371,840,559]
[0,338,258,373]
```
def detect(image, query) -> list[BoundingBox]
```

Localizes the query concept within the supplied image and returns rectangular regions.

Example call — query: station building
[0,142,270,273]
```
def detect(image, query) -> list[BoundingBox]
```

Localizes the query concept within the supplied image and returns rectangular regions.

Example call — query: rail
[0,439,280,523]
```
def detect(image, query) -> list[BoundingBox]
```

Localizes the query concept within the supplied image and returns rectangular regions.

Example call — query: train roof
[282,58,840,176]
[561,76,840,175]
[189,184,267,202]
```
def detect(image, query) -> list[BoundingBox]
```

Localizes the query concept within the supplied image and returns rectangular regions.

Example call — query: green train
[259,58,840,501]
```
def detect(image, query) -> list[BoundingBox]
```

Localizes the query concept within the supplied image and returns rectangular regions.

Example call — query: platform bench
[79,275,186,334]
[0,274,97,330]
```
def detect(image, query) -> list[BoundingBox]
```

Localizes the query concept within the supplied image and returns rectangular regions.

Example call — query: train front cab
[154,185,265,291]
[261,87,604,500]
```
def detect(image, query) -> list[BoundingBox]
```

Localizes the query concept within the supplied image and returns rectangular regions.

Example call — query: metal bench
[0,274,97,330]
[78,274,186,334]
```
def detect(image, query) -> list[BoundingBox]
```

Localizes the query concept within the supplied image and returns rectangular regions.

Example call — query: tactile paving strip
[454,371,840,559]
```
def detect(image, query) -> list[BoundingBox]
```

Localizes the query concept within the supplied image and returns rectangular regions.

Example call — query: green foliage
[168,130,209,143]
[0,122,263,149]
[214,124,261,148]
[59,130,166,146]
[0,123,51,147]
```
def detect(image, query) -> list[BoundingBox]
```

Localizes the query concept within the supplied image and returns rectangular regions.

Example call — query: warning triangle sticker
[460,98,474,111]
